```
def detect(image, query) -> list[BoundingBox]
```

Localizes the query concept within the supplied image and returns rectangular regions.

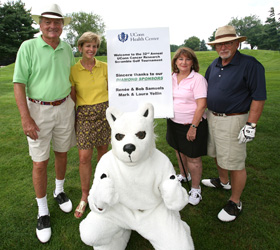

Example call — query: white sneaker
[53,192,72,213]
[177,173,191,183]
[36,215,51,243]
[188,187,202,205]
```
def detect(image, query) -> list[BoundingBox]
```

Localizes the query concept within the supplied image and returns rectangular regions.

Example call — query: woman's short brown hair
[77,32,101,48]
[171,47,199,73]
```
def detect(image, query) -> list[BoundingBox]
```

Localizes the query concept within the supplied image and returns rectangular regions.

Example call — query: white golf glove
[238,124,256,144]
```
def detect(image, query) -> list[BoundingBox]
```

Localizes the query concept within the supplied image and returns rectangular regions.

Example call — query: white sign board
[107,27,173,118]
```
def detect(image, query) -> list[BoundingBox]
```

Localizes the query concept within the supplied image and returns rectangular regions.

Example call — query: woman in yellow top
[70,32,110,218]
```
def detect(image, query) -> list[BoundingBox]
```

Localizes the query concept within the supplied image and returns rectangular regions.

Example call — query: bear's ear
[138,103,154,121]
[106,106,123,127]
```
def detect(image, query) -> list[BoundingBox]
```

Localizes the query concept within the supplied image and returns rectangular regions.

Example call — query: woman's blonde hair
[77,32,101,48]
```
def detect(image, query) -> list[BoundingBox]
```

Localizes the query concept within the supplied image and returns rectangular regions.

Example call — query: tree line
[0,0,279,65]
[171,7,280,52]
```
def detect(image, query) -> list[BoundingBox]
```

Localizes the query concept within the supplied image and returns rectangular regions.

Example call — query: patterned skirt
[76,102,111,149]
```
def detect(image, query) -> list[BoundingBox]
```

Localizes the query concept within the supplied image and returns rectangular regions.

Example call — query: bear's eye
[115,133,125,141]
[136,131,146,139]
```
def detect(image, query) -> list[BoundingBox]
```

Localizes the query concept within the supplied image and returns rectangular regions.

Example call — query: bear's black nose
[123,144,136,155]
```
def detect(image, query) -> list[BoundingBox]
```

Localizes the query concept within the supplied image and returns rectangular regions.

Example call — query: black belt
[212,111,248,117]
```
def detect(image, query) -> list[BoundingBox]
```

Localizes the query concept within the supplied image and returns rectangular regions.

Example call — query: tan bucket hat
[207,25,246,45]
[32,3,71,26]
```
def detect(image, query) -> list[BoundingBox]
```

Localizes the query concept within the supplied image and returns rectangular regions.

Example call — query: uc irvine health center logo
[118,32,128,43]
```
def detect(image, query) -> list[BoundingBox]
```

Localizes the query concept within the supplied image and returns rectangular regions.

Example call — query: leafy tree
[208,8,280,50]
[263,7,279,50]
[229,15,264,49]
[208,30,216,50]
[64,12,106,56]
[199,39,208,51]
[97,37,107,56]
[0,0,38,65]
[183,36,200,51]
[170,44,180,52]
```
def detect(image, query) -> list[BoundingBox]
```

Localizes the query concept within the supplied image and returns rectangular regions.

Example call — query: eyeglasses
[215,41,234,49]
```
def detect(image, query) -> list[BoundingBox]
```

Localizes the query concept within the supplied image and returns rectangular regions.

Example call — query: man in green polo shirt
[13,3,75,243]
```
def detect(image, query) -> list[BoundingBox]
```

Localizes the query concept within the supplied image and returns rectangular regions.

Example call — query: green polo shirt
[13,36,75,101]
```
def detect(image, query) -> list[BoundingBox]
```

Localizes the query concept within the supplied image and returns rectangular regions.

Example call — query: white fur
[79,103,194,250]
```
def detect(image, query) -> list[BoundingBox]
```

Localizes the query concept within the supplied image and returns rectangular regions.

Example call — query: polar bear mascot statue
[79,103,194,250]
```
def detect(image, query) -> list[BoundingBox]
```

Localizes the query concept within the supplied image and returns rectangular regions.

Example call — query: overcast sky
[3,0,280,46]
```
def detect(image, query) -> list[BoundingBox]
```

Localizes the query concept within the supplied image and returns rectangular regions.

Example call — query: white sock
[55,178,65,195]
[36,195,49,217]
[221,181,229,186]
[191,187,201,193]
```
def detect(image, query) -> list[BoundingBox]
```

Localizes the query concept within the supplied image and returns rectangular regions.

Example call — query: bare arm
[70,86,76,103]
[14,83,40,140]
[186,98,207,141]
[247,100,265,124]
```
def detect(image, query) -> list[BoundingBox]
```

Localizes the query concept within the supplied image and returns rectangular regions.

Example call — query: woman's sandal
[74,200,87,219]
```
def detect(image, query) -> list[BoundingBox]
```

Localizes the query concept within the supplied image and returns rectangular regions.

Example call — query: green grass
[0,50,279,250]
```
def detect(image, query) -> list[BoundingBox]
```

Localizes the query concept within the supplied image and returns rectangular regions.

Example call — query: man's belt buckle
[212,112,227,117]
[34,99,42,104]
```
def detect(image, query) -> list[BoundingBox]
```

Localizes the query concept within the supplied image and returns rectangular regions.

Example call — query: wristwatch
[246,122,257,128]
[191,124,197,128]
